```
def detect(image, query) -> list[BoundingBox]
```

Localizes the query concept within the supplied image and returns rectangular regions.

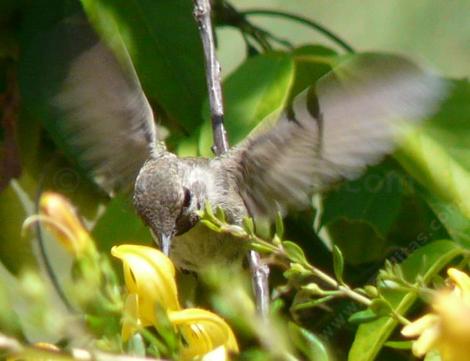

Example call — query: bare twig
[248,250,270,316]
[192,0,270,315]
[193,0,228,155]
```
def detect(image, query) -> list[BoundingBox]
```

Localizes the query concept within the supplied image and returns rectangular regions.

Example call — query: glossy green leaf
[288,322,331,361]
[348,240,463,361]
[283,241,307,264]
[80,0,206,132]
[199,52,295,155]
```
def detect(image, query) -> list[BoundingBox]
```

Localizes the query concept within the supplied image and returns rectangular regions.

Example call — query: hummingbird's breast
[170,222,246,271]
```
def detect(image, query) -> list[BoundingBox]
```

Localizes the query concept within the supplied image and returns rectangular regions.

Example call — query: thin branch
[248,250,270,316]
[192,0,270,315]
[242,9,355,54]
[193,0,228,155]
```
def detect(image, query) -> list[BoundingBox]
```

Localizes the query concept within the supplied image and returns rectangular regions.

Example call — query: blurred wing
[51,19,159,194]
[228,53,446,217]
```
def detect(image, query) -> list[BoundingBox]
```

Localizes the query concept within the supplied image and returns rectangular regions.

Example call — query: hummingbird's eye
[182,187,192,209]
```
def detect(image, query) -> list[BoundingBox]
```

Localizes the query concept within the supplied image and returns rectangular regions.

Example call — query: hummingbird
[49,21,445,271]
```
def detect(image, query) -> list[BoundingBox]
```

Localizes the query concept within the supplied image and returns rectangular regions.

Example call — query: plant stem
[303,263,372,306]
[242,9,355,54]
[192,0,270,316]
[193,0,228,155]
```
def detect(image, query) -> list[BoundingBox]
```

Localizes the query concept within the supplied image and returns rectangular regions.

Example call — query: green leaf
[384,340,412,350]
[348,240,463,361]
[242,217,255,235]
[322,161,404,237]
[288,322,331,361]
[348,309,379,325]
[215,206,227,223]
[199,52,295,155]
[275,212,284,239]
[282,241,307,264]
[369,299,392,317]
[199,220,221,233]
[395,79,470,225]
[81,0,206,132]
[417,183,470,247]
[290,45,336,99]
[332,245,344,284]
[91,194,153,253]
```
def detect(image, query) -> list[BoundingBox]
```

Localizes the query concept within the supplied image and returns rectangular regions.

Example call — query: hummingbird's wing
[49,18,159,194]
[227,54,446,217]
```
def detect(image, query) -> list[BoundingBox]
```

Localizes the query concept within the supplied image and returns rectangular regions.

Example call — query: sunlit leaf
[348,240,463,361]
[283,241,307,264]
[395,79,470,227]
[199,52,295,155]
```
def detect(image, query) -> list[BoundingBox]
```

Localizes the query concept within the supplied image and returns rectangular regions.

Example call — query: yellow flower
[36,192,93,256]
[169,308,239,360]
[121,293,141,341]
[112,245,238,359]
[112,245,180,326]
[401,268,470,361]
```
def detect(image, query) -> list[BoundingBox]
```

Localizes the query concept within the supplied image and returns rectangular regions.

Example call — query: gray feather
[52,32,159,194]
[228,54,446,217]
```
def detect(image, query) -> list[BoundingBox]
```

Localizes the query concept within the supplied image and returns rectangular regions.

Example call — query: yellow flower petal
[447,268,470,304]
[411,324,440,357]
[401,314,439,337]
[122,293,141,341]
[112,245,180,325]
[38,192,93,256]
[168,308,238,360]
[402,268,470,361]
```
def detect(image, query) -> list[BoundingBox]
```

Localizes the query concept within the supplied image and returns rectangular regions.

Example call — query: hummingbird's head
[133,155,201,256]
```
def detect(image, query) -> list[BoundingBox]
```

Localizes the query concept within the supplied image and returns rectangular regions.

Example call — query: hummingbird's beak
[161,232,173,256]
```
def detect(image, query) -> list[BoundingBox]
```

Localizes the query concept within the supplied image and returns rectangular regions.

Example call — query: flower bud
[39,192,93,256]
